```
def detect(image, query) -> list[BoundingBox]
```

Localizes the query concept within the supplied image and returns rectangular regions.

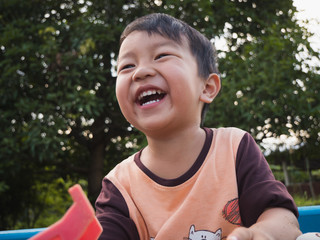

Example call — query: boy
[96,13,301,240]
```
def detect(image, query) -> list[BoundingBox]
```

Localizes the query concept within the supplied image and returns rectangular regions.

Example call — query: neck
[141,126,206,179]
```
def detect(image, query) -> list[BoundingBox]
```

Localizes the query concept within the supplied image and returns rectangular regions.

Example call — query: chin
[142,122,185,139]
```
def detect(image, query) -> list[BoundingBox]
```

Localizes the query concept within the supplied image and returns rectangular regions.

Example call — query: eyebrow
[117,51,135,63]
[117,38,181,63]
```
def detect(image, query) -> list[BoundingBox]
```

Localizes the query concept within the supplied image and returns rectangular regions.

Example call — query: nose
[132,65,156,81]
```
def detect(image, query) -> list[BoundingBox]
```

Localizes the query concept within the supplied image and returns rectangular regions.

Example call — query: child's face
[116,31,209,135]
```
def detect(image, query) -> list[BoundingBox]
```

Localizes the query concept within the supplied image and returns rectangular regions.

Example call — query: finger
[227,227,253,240]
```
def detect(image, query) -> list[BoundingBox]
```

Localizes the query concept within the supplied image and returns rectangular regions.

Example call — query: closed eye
[119,64,135,72]
[155,53,171,60]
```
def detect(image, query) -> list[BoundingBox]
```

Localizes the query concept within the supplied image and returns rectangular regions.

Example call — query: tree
[206,1,319,139]
[0,0,135,228]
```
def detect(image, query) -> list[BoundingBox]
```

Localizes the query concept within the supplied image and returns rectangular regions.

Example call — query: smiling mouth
[137,89,166,106]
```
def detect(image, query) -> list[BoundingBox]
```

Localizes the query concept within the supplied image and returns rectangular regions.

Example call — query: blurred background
[0,0,319,230]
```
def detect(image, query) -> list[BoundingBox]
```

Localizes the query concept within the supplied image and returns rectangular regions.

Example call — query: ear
[199,73,221,103]
[215,228,222,237]
[189,225,195,236]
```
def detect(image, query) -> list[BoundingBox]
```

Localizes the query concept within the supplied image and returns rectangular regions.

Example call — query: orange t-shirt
[96,128,298,240]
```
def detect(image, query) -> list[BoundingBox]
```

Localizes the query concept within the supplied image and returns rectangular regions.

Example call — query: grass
[293,194,320,207]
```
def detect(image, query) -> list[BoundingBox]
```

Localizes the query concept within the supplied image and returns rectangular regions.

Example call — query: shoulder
[95,176,140,239]
[107,154,137,180]
[212,127,246,135]
[210,127,247,150]
[97,153,137,213]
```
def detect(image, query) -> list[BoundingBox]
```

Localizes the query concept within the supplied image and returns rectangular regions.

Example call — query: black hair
[120,13,219,125]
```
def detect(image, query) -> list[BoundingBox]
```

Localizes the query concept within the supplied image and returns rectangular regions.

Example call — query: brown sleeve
[236,133,299,227]
[95,178,140,240]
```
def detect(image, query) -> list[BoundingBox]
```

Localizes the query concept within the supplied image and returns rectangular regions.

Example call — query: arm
[95,178,140,240]
[234,133,301,239]
[227,207,301,240]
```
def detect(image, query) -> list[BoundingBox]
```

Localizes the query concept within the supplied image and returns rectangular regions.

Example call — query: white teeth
[141,99,161,106]
[138,89,164,100]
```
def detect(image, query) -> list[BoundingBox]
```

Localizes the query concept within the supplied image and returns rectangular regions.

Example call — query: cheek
[165,67,201,100]
[115,78,130,110]
[115,82,121,104]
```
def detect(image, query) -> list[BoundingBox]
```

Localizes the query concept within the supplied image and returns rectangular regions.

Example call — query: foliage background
[0,0,319,229]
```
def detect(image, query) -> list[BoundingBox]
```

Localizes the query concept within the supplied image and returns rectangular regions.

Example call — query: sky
[293,0,320,51]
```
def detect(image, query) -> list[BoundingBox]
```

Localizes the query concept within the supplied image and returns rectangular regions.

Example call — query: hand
[226,208,301,240]
[227,226,271,240]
